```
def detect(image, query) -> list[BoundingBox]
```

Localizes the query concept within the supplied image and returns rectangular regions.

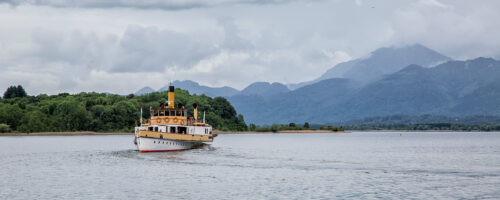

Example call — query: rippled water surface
[1,132,500,199]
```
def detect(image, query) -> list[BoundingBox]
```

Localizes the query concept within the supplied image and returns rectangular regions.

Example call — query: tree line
[0,85,247,133]
[247,122,344,133]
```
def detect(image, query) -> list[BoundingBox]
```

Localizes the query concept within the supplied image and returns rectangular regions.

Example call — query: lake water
[1,132,499,199]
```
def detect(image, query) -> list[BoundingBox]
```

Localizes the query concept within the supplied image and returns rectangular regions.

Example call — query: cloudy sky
[1,0,499,95]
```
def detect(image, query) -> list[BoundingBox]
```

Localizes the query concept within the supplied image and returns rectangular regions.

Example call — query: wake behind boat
[134,85,215,152]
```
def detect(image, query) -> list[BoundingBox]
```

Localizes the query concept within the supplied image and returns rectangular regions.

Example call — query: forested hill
[0,88,247,133]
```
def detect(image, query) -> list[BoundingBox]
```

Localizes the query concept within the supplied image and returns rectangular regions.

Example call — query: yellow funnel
[168,86,175,108]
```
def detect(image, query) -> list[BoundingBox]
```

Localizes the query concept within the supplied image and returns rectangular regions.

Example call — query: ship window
[154,141,155,143]
[178,127,187,134]
[148,127,153,131]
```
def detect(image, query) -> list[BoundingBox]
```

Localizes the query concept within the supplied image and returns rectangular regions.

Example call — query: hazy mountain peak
[134,86,155,96]
[320,43,449,82]
[238,81,290,96]
[287,44,450,90]
[173,80,200,87]
[158,80,239,97]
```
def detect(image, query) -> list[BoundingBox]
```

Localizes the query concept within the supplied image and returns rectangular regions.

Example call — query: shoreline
[2,129,496,136]
[214,130,351,134]
[1,130,350,136]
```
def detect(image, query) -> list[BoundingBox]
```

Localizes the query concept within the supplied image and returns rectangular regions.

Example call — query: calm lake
[1,132,499,199]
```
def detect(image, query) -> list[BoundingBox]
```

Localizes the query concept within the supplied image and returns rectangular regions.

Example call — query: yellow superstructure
[138,130,213,142]
[149,116,187,126]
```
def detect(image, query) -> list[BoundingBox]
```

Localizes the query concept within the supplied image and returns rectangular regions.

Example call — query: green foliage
[248,123,257,131]
[0,123,11,133]
[270,124,279,133]
[3,85,27,99]
[0,103,24,130]
[303,122,310,129]
[0,88,247,132]
[18,111,50,133]
[251,122,315,132]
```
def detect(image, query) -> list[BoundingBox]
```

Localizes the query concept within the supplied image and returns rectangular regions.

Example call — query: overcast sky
[1,0,499,95]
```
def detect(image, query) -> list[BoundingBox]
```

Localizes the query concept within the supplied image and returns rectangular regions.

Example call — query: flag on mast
[140,107,143,126]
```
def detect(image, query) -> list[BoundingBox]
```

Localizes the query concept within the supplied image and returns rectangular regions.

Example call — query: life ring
[180,120,184,125]
[156,118,161,123]
[164,118,170,123]
[173,117,179,123]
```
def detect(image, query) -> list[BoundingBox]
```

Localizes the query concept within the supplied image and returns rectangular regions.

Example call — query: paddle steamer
[134,85,215,152]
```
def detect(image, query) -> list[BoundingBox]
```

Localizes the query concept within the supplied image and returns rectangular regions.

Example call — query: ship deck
[137,130,214,142]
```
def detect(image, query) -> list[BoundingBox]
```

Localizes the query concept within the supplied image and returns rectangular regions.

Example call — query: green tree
[270,124,279,133]
[16,85,27,98]
[249,123,257,131]
[303,122,310,129]
[0,104,24,130]
[3,85,27,99]
[17,111,49,133]
[54,99,89,131]
[0,123,11,133]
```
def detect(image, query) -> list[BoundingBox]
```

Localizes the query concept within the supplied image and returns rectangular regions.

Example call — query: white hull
[136,137,204,152]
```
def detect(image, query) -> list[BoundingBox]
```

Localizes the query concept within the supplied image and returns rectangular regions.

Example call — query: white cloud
[355,0,363,6]
[417,0,453,10]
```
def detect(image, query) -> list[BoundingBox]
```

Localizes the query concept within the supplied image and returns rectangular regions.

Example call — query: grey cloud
[0,0,309,10]
[111,25,219,72]
[30,28,118,68]
[217,17,254,50]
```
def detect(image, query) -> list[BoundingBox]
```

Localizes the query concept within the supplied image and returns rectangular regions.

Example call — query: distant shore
[214,130,351,134]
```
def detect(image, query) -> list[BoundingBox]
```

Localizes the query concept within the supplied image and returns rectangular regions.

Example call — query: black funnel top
[169,86,175,92]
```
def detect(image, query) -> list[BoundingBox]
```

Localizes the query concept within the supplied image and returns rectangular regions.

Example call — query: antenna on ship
[203,111,206,124]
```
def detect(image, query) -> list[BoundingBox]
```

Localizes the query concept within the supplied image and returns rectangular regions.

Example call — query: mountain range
[287,44,450,89]
[134,44,500,124]
[135,80,239,97]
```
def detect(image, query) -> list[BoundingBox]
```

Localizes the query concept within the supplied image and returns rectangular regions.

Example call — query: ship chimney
[193,103,198,121]
[167,85,175,108]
